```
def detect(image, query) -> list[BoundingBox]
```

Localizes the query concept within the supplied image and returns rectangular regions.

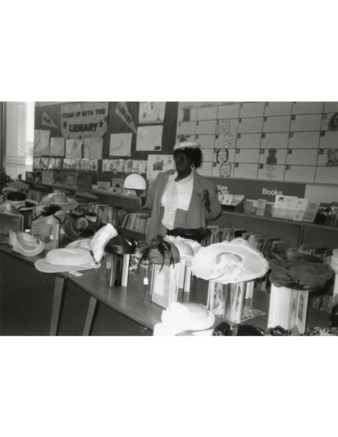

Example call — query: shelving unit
[213,208,338,250]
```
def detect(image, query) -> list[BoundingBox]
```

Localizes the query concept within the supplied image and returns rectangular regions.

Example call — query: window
[4,102,35,180]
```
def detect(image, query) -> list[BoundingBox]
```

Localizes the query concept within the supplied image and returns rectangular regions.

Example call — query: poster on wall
[34,130,50,156]
[139,102,166,123]
[83,138,103,159]
[136,126,163,151]
[60,102,109,139]
[147,154,174,182]
[66,139,83,159]
[50,137,65,156]
[109,133,132,156]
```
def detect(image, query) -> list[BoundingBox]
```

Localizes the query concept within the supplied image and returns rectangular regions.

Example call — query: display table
[0,243,331,335]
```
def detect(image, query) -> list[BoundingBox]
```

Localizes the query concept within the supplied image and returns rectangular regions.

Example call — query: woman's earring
[191,164,195,170]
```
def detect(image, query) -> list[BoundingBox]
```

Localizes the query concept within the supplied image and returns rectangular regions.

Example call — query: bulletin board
[33,101,179,186]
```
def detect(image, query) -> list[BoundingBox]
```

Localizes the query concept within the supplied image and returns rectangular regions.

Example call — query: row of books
[272,195,338,225]
[120,212,151,235]
[206,225,271,253]
[87,203,127,228]
[27,189,44,202]
[243,195,338,226]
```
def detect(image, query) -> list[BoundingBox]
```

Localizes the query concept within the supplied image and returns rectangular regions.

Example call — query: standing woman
[142,141,222,241]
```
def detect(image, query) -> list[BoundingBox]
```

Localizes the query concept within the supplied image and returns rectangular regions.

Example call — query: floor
[0,252,152,336]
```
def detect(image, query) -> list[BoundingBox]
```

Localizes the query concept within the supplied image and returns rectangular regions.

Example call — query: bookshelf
[213,209,338,250]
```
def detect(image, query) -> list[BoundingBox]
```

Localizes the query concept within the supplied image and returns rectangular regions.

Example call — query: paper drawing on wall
[147,154,174,182]
[34,130,50,156]
[66,139,83,159]
[266,149,277,165]
[50,138,65,156]
[139,102,166,123]
[325,149,338,167]
[109,133,132,156]
[329,113,338,130]
[136,126,163,151]
[83,138,103,159]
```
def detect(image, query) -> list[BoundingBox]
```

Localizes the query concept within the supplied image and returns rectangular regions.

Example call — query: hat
[34,248,100,273]
[9,230,46,257]
[40,192,78,212]
[153,302,215,336]
[269,259,333,291]
[35,223,118,273]
[191,238,269,284]
[173,141,201,151]
[63,214,97,241]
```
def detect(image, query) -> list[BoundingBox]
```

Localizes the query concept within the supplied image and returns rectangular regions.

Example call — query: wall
[177,102,338,201]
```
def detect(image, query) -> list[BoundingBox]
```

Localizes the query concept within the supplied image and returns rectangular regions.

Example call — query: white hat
[40,192,78,212]
[173,141,201,151]
[191,238,269,284]
[153,302,215,336]
[34,223,118,273]
[9,230,46,257]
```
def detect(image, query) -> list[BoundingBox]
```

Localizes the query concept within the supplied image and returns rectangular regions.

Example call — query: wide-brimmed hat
[191,238,269,284]
[153,302,215,336]
[63,214,97,241]
[269,259,333,291]
[35,223,118,273]
[40,192,78,212]
[9,230,46,257]
[173,141,201,151]
[35,248,100,273]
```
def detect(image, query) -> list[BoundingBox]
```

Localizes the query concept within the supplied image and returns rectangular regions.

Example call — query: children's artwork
[83,137,103,159]
[147,154,174,182]
[66,139,83,159]
[139,102,166,123]
[48,158,63,169]
[136,126,163,151]
[63,159,82,170]
[50,137,65,156]
[34,130,50,156]
[109,133,132,156]
[81,159,97,171]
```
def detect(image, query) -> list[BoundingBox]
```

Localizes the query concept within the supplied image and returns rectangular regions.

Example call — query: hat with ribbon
[34,223,118,273]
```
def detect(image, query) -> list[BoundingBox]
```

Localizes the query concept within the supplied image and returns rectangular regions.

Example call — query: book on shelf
[293,198,309,221]
[256,198,267,216]
[314,202,332,225]
[326,202,338,226]
[301,200,320,223]
[272,195,298,220]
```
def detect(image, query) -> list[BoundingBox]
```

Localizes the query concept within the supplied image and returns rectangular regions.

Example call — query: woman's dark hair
[174,147,203,168]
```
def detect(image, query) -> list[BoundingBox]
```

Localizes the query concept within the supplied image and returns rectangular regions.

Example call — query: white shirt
[161,170,194,229]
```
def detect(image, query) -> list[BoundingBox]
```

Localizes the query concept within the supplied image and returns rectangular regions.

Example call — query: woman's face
[174,151,193,176]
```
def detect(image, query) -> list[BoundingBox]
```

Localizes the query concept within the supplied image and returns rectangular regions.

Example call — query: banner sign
[60,102,109,139]
[41,110,60,130]
[115,102,137,134]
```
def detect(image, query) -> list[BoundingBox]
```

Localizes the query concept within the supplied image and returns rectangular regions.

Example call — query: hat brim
[173,141,201,151]
[34,258,101,273]
[51,199,78,211]
[192,240,269,283]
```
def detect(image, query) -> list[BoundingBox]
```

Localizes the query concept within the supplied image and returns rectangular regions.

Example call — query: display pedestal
[268,284,309,334]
